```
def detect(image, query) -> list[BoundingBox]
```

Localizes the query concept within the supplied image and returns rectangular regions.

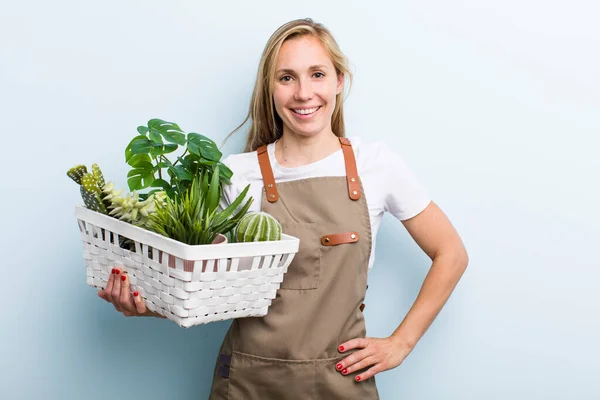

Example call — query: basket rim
[75,205,299,260]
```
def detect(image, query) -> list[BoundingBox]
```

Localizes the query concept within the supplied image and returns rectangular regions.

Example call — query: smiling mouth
[292,106,321,115]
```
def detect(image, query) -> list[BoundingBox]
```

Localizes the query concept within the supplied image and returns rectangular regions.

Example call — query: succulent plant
[103,182,167,229]
[146,165,253,245]
[235,212,282,242]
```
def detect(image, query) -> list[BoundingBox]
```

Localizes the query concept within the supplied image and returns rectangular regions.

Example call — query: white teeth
[294,107,319,115]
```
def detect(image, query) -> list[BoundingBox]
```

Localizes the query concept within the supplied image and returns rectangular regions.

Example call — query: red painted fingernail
[115,270,120,275]
[355,376,361,382]
[133,291,139,297]
[121,275,126,281]
[336,363,342,370]
[342,368,348,375]
[339,346,344,352]
[111,268,116,274]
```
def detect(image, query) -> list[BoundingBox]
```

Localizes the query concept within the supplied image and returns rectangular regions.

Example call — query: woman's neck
[274,131,341,168]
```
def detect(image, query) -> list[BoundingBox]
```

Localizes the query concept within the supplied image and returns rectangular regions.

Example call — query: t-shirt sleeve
[379,143,431,221]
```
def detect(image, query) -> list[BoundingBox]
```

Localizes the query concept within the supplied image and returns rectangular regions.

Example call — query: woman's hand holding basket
[97,267,166,319]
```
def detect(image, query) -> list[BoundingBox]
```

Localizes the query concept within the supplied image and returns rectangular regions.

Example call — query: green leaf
[130,136,154,154]
[137,126,149,135]
[218,162,233,184]
[205,165,221,217]
[168,165,192,181]
[200,170,209,204]
[183,153,200,164]
[199,158,215,166]
[127,153,152,168]
[148,130,163,144]
[212,196,253,234]
[187,141,201,158]
[151,178,171,190]
[150,143,178,157]
[166,187,177,199]
[130,160,153,171]
[187,132,222,161]
[212,184,251,226]
[148,119,186,146]
[125,135,149,162]
[127,168,154,191]
[158,158,173,167]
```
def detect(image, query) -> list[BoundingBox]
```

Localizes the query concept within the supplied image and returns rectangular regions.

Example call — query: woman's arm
[391,200,469,348]
[336,201,468,381]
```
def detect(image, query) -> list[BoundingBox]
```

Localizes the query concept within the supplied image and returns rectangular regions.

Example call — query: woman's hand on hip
[335,336,413,381]
[97,267,165,318]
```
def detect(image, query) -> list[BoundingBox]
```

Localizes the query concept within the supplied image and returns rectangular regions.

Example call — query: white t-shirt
[219,136,431,270]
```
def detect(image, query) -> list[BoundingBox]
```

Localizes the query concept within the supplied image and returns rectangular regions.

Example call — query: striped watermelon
[236,211,282,242]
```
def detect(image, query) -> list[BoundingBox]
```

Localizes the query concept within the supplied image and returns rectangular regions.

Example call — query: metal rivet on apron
[269,194,275,198]
[352,190,358,195]
[267,184,273,188]
[351,234,356,240]
[324,238,330,243]
[350,178,356,182]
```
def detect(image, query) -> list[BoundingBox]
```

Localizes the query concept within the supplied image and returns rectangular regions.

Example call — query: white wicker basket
[74,205,299,328]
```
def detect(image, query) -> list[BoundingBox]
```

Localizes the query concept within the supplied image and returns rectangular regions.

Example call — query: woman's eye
[314,72,325,78]
[280,76,292,82]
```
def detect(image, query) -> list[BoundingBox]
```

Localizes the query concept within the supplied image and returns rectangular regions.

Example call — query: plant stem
[172,149,188,167]
[155,156,162,180]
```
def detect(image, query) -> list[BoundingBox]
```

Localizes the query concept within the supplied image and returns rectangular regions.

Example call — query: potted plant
[68,118,300,328]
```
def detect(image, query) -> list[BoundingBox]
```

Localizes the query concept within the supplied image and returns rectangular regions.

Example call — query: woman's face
[273,35,344,139]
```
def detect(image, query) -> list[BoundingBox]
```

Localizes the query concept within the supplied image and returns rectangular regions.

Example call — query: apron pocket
[316,360,380,400]
[279,221,321,290]
[229,351,316,400]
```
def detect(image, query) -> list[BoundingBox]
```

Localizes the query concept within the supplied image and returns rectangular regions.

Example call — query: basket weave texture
[74,206,299,328]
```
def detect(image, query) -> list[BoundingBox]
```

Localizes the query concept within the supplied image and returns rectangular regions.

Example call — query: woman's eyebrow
[276,64,329,74]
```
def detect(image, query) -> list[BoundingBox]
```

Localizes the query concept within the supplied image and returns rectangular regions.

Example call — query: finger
[343,355,377,375]
[340,348,372,371]
[355,363,385,382]
[339,337,370,353]
[133,291,147,314]
[110,268,123,312]
[104,268,116,303]
[97,289,110,302]
[119,272,136,313]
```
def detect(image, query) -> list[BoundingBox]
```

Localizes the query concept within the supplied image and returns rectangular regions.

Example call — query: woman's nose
[294,80,313,101]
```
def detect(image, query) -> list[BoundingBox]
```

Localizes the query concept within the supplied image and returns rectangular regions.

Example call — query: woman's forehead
[276,36,334,71]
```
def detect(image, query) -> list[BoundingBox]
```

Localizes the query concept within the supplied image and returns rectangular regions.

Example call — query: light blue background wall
[1,1,598,399]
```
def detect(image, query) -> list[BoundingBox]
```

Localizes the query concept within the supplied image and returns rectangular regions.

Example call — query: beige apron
[209,137,379,400]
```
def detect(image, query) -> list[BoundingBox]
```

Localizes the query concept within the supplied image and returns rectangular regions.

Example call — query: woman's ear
[336,72,345,95]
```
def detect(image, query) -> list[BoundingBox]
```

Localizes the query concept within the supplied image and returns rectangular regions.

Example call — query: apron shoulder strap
[257,145,279,203]
[257,138,360,203]
[339,137,361,201]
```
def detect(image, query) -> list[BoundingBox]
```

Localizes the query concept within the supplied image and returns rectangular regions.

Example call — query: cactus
[236,211,281,242]
[68,163,167,228]
[91,163,105,188]
[67,165,108,214]
[68,163,168,252]
[67,165,87,185]
[79,186,107,213]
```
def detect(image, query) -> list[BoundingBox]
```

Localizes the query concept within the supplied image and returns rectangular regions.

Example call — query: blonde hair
[225,18,353,152]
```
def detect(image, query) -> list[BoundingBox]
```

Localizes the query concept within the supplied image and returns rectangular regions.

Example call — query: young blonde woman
[98,18,469,399]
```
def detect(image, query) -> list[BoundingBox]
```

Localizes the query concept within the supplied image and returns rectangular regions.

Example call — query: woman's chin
[285,126,327,138]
